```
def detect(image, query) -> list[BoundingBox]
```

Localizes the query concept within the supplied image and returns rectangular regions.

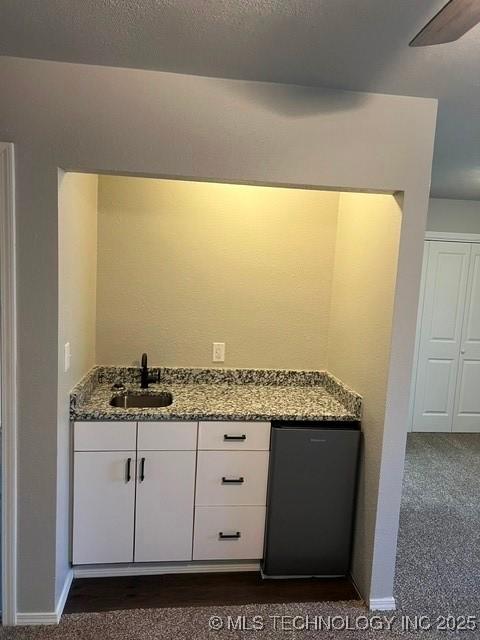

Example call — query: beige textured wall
[326,192,402,594]
[58,172,98,380]
[96,176,339,369]
[57,170,98,594]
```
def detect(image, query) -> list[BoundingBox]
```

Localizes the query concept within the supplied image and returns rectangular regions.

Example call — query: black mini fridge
[262,421,360,577]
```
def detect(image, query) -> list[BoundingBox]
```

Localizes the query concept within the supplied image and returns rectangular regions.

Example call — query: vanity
[70,366,362,573]
[73,420,270,565]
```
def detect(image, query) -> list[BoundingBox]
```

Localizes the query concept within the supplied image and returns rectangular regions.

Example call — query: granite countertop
[70,366,362,423]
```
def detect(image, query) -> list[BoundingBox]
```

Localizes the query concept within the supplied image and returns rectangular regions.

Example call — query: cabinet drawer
[196,451,269,506]
[137,421,197,450]
[193,506,266,560]
[74,422,137,451]
[198,421,270,450]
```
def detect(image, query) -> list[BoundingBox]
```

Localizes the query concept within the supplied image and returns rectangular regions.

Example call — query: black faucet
[140,353,159,389]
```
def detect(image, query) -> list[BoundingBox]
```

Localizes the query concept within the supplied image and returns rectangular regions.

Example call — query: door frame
[409,231,480,432]
[425,231,480,243]
[0,142,17,625]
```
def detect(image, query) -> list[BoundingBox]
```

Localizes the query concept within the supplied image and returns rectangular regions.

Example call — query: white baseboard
[56,569,74,621]
[74,561,260,579]
[16,612,59,626]
[369,597,396,611]
[15,569,73,626]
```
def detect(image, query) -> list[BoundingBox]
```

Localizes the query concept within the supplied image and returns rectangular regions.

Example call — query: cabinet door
[453,244,480,432]
[413,241,471,432]
[134,451,196,562]
[73,451,136,564]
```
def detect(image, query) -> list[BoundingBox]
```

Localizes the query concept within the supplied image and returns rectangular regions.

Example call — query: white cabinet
[72,451,136,564]
[135,451,196,562]
[73,421,197,565]
[135,422,197,561]
[72,420,270,566]
[413,240,480,432]
[73,421,137,564]
[193,422,270,561]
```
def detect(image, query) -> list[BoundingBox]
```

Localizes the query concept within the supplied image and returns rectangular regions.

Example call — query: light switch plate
[212,342,225,362]
[64,342,71,372]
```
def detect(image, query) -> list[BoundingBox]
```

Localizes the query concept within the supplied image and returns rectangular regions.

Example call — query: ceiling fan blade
[410,0,480,46]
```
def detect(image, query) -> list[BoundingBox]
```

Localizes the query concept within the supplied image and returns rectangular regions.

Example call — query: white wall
[427,198,480,233]
[0,56,436,614]
[57,171,98,600]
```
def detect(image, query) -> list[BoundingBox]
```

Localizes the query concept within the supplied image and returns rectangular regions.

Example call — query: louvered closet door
[453,243,480,432]
[412,241,471,432]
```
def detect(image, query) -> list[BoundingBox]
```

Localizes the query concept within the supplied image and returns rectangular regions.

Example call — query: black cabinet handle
[140,457,145,482]
[221,477,244,484]
[219,531,241,540]
[223,434,246,441]
[126,457,132,482]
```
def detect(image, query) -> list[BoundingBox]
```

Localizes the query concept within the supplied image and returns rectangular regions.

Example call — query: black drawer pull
[222,477,244,484]
[224,434,246,441]
[140,457,146,482]
[126,457,132,483]
[219,531,241,540]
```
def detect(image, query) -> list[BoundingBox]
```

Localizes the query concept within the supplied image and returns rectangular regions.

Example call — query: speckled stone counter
[70,366,362,422]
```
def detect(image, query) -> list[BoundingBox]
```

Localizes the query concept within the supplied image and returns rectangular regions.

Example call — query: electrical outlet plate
[212,342,225,362]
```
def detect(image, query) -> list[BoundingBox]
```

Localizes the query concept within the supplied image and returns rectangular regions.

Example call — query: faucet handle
[148,370,160,384]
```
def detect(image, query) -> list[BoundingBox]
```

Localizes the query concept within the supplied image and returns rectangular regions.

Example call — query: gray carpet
[2,433,480,638]
[396,435,480,610]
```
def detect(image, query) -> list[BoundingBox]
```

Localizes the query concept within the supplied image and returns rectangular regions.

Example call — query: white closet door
[453,244,480,432]
[413,241,471,432]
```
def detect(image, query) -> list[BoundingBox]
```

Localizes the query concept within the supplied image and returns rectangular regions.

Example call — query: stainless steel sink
[110,391,173,409]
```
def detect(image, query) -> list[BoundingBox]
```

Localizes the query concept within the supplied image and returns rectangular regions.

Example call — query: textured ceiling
[1,0,479,199]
